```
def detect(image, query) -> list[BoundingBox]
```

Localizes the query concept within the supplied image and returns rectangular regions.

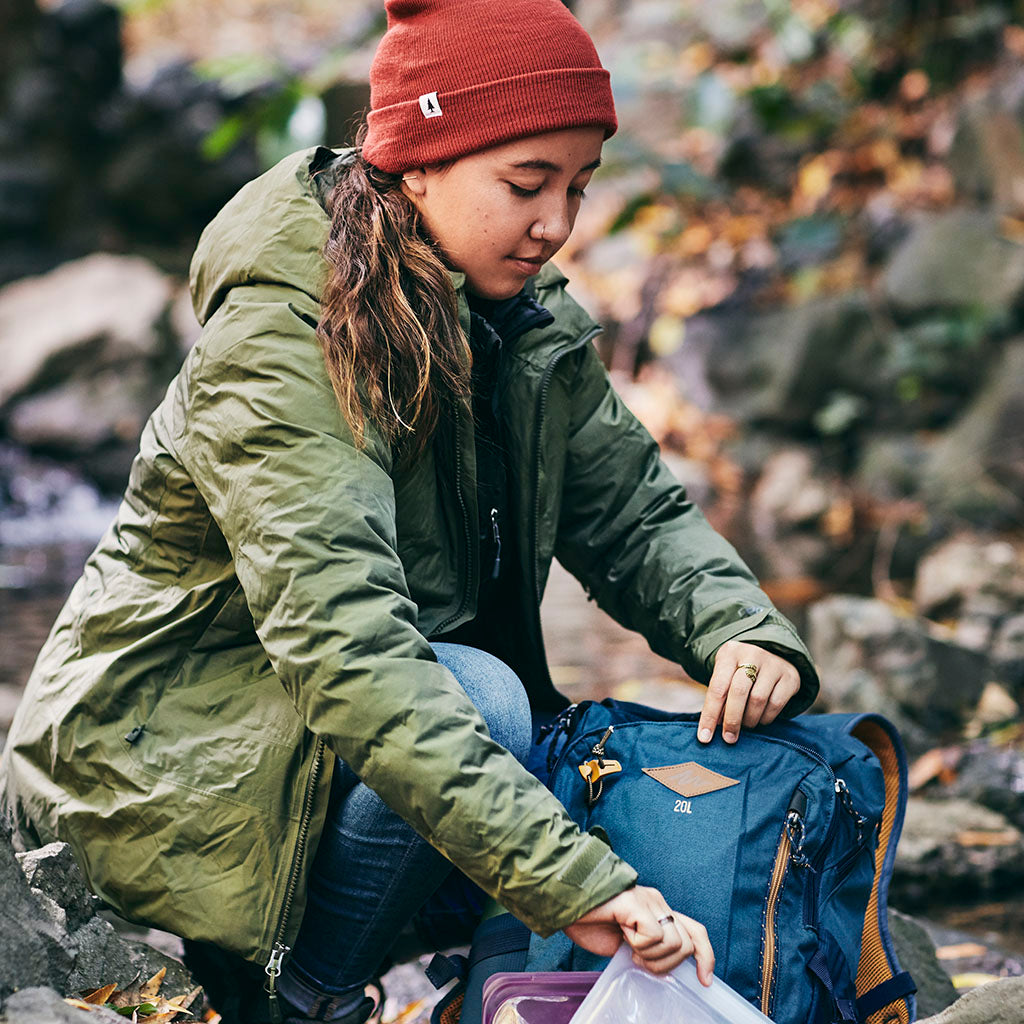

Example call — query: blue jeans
[283,643,548,1004]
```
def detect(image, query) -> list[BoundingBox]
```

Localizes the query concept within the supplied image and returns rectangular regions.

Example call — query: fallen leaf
[385,997,429,1024]
[66,998,102,1011]
[908,747,961,791]
[760,577,827,607]
[83,985,119,1006]
[935,942,989,960]
[954,829,1020,847]
[141,968,167,1000]
[951,972,1001,991]
[169,987,202,1011]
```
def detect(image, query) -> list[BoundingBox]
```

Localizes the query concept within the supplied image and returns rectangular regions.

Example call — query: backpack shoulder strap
[845,714,917,1024]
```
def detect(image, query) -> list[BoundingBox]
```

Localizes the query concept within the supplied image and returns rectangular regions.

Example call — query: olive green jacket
[1,147,818,970]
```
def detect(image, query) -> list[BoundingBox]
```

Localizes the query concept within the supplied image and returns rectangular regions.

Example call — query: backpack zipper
[760,788,809,1017]
[264,734,326,1022]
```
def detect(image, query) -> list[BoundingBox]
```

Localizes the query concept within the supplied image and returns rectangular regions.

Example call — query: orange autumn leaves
[66,968,202,1024]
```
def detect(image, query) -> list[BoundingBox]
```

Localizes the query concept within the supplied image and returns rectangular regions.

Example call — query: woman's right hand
[563,886,715,985]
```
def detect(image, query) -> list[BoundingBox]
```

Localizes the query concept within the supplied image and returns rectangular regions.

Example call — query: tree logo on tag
[419,92,442,118]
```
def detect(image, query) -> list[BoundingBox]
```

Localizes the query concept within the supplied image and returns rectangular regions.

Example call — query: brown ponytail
[317,136,471,459]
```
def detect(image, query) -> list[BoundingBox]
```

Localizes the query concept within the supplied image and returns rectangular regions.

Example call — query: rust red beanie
[362,0,617,173]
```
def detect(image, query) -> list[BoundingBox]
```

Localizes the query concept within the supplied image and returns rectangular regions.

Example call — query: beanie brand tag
[418,92,443,118]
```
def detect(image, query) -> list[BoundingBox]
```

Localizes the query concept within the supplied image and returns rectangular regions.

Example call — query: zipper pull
[835,779,868,844]
[592,726,614,758]
[264,942,290,1024]
[785,789,812,869]
[581,727,620,808]
[490,507,501,579]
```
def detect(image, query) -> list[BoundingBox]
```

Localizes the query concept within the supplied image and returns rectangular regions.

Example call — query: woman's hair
[317,133,470,458]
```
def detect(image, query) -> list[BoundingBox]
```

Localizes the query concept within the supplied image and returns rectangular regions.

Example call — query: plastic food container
[481,972,601,1024]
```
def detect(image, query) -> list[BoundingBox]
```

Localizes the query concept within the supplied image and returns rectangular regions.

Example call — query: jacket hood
[190,147,345,326]
[189,146,571,329]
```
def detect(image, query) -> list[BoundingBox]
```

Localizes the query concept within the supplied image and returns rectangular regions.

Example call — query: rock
[701,292,885,428]
[0,823,74,1001]
[1,985,125,1024]
[992,612,1024,692]
[893,797,1024,907]
[65,916,137,993]
[746,447,842,581]
[17,843,97,932]
[0,828,198,1009]
[917,976,1024,1024]
[855,433,935,501]
[169,284,201,357]
[921,340,1024,527]
[949,97,1024,213]
[913,534,1024,647]
[883,209,1024,315]
[887,909,959,1018]
[807,596,989,748]
[966,682,1019,731]
[0,254,174,409]
[687,0,771,51]
[7,366,159,454]
[751,448,835,528]
[944,741,1024,831]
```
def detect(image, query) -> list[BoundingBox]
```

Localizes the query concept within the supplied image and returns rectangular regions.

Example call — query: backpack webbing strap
[850,717,915,1024]
[857,973,918,1021]
[426,953,468,989]
[467,915,530,970]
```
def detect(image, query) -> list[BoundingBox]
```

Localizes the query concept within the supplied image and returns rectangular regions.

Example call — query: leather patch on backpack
[642,762,740,798]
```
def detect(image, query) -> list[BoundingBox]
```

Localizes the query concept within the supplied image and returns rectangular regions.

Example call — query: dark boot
[182,940,382,1024]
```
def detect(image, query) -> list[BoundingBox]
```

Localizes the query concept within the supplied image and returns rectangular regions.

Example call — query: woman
[1,2,819,1022]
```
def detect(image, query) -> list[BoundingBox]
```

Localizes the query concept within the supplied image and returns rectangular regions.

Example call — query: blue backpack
[433,702,916,1024]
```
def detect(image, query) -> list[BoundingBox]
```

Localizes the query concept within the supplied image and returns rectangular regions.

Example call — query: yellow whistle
[578,759,622,784]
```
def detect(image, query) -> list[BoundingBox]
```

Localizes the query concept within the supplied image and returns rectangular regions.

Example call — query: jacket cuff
[515,834,638,938]
[741,634,820,716]
[690,603,820,717]
[716,611,820,717]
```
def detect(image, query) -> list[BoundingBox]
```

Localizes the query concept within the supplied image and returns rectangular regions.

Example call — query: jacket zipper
[529,326,601,604]
[264,734,326,1023]
[761,788,809,1016]
[490,507,501,579]
[435,410,477,633]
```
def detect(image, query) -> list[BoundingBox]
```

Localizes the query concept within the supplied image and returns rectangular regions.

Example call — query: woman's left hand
[697,641,800,745]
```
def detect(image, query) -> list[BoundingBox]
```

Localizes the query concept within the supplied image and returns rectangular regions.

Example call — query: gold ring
[737,663,759,682]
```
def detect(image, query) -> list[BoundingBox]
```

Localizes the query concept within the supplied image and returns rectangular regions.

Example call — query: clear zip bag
[567,946,774,1024]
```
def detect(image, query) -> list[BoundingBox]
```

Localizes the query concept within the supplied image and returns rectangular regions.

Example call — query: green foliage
[608,192,657,235]
[111,0,171,14]
[193,54,321,167]
[776,216,843,268]
[888,308,1002,401]
[109,1003,158,1017]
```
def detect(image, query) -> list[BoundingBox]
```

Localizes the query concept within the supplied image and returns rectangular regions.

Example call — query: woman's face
[401,127,605,300]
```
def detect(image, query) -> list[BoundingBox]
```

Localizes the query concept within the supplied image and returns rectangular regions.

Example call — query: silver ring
[658,914,674,925]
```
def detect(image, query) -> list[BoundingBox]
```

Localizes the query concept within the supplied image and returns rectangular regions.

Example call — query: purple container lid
[481,972,601,1024]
